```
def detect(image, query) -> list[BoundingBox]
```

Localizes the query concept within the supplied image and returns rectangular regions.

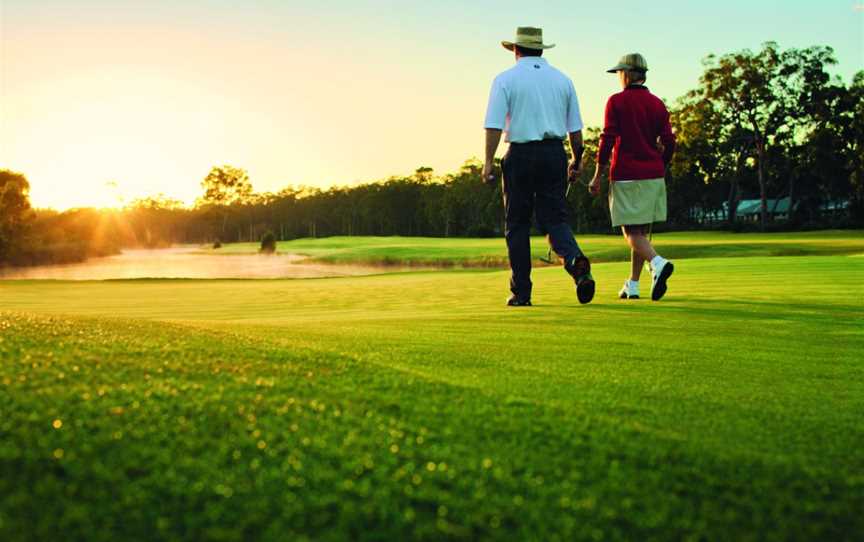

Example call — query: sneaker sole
[652,263,675,301]
[577,279,595,304]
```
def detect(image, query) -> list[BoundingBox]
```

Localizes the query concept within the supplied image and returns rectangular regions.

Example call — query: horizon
[1,0,862,211]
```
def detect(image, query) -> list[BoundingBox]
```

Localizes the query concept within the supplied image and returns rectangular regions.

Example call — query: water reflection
[0,248,397,280]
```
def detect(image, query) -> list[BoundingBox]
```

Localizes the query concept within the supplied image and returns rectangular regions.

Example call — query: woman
[589,53,676,301]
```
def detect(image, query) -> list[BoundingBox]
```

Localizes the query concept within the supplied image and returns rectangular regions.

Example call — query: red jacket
[598,85,676,181]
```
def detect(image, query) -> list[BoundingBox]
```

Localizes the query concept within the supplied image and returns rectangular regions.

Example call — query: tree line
[1,42,862,266]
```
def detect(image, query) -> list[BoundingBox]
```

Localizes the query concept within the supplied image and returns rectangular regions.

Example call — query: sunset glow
[1,0,861,210]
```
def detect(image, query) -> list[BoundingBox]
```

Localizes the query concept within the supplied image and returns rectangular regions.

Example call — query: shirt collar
[517,57,548,65]
[626,83,648,90]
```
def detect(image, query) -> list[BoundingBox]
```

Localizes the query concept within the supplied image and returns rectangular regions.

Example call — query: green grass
[201,230,864,266]
[1,246,863,540]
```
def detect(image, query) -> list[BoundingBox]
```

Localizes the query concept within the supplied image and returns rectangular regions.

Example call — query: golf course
[1,231,863,541]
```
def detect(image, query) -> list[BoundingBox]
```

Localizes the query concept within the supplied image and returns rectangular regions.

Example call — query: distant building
[691,197,849,224]
[734,198,795,222]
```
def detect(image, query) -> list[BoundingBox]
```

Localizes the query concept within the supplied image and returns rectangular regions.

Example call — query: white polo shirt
[484,57,584,143]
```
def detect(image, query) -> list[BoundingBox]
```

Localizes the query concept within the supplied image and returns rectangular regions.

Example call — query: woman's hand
[588,175,602,196]
[567,159,581,183]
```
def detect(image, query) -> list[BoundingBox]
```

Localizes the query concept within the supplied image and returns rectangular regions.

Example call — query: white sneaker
[619,280,640,299]
[651,260,674,301]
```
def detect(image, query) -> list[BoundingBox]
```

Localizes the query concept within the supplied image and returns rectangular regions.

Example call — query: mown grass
[1,251,863,541]
[200,230,864,266]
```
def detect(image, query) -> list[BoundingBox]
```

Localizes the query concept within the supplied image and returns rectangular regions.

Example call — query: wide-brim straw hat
[607,53,648,73]
[502,27,555,51]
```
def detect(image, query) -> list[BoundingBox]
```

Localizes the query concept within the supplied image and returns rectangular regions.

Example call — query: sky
[0,0,862,210]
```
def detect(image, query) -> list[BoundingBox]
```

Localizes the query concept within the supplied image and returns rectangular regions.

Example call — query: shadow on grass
[595,296,864,327]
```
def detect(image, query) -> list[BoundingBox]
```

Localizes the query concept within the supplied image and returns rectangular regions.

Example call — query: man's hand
[482,162,497,185]
[484,129,503,185]
[567,159,581,184]
[588,174,602,196]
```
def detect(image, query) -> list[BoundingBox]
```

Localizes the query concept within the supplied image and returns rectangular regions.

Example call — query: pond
[0,248,399,280]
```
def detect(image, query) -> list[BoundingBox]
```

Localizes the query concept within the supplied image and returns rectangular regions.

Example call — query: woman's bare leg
[624,230,656,261]
[630,248,646,282]
[622,226,656,275]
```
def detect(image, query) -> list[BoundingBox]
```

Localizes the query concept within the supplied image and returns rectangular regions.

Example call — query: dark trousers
[501,139,583,299]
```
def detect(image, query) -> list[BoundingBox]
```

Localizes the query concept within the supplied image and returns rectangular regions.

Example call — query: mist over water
[0,248,394,280]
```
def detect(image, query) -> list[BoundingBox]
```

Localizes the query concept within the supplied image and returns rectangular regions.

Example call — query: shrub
[259,231,276,254]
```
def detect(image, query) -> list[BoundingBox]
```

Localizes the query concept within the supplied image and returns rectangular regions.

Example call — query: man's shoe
[565,255,595,305]
[651,260,674,301]
[619,280,640,299]
[577,274,595,304]
[506,295,532,307]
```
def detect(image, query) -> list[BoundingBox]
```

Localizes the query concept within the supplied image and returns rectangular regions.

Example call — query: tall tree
[774,46,840,221]
[198,165,253,206]
[698,43,787,228]
[840,72,864,222]
[196,165,253,238]
[0,169,33,263]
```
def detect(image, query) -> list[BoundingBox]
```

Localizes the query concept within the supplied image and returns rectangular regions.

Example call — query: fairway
[2,250,863,540]
[199,230,864,266]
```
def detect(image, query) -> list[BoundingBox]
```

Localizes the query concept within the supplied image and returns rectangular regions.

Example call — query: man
[589,53,676,301]
[483,26,594,307]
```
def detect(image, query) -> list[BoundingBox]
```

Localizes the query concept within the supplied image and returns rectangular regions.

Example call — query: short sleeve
[484,76,508,130]
[566,80,584,133]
